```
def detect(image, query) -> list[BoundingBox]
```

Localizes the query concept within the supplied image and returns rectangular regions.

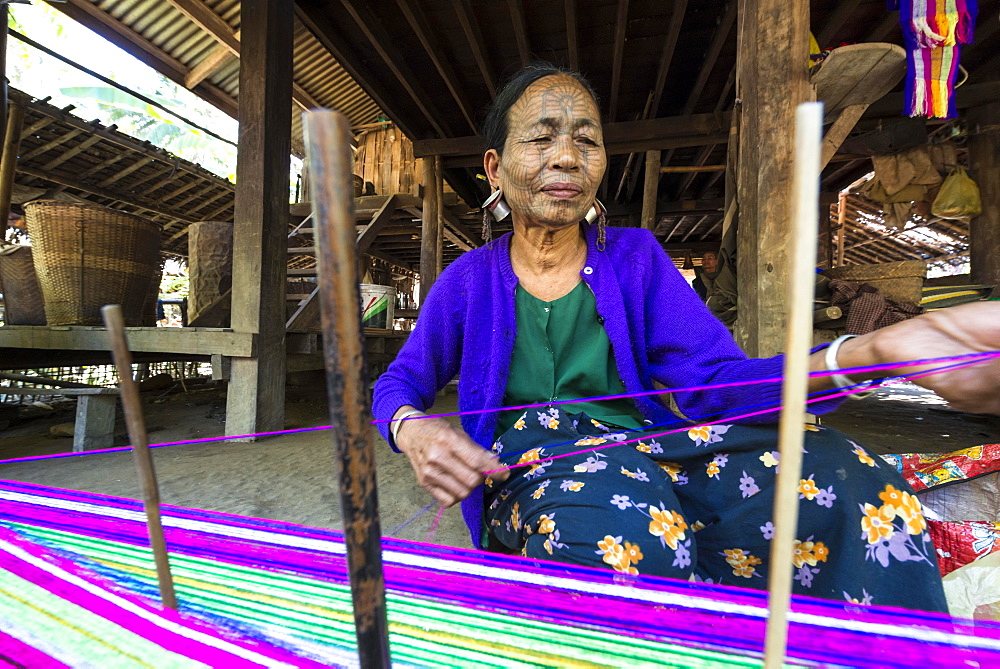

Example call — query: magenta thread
[0,351,996,467]
[377,350,1000,425]
[481,356,990,475]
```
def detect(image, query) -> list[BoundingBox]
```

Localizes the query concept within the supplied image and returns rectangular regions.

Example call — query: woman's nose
[550,135,580,171]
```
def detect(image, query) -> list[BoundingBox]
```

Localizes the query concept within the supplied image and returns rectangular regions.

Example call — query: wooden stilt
[762,102,823,669]
[303,110,391,668]
[100,304,178,610]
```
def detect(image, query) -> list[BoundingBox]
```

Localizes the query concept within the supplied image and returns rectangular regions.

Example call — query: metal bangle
[824,334,876,400]
[391,409,425,443]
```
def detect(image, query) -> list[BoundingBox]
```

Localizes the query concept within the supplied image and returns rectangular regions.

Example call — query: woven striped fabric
[0,524,322,667]
[2,479,1000,667]
[894,0,979,118]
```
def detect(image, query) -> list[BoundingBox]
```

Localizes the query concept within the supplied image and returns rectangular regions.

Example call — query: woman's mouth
[540,183,583,199]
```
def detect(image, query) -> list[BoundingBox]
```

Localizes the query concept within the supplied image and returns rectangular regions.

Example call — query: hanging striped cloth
[889,0,979,118]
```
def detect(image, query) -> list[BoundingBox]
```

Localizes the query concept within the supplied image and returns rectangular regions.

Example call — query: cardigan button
[583,266,594,275]
[596,315,605,325]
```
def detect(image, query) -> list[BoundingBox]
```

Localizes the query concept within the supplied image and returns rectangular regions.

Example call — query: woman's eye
[530,136,552,143]
[576,137,597,146]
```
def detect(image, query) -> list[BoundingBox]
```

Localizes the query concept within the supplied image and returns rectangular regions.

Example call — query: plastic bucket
[360,284,395,329]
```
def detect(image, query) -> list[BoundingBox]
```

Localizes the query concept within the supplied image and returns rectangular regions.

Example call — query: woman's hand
[393,407,509,507]
[838,302,1000,415]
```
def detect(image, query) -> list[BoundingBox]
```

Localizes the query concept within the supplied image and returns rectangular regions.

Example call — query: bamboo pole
[302,109,391,668]
[762,102,823,669]
[0,103,24,241]
[100,305,178,610]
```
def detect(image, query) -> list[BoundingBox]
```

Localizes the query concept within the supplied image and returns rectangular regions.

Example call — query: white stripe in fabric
[7,489,1000,652]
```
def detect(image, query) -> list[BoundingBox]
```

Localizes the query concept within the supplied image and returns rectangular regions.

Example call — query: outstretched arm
[812,301,1000,414]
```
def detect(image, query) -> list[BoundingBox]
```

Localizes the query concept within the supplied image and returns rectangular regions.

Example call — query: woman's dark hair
[482,62,601,155]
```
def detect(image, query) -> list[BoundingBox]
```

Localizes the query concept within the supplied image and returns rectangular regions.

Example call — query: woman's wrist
[391,406,424,449]
[833,333,885,384]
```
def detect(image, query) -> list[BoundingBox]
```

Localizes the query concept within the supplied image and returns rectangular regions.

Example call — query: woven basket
[23,201,161,326]
[140,255,165,326]
[822,260,926,304]
[0,244,46,325]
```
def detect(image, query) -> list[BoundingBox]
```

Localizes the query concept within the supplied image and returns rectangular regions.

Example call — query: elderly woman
[373,63,1000,612]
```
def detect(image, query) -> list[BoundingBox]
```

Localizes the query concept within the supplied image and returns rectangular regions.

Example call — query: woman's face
[485,74,606,229]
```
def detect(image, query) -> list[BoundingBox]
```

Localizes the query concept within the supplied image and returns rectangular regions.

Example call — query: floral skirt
[483,408,948,612]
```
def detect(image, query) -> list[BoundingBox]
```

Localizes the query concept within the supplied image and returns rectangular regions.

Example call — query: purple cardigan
[372,223,841,544]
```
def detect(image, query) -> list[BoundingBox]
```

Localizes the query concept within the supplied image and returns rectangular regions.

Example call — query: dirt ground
[1,375,998,552]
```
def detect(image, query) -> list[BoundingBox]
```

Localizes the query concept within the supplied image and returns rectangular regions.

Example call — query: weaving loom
[3,108,999,667]
[2,479,1000,667]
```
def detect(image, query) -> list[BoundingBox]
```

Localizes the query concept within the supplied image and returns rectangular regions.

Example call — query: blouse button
[583,266,594,275]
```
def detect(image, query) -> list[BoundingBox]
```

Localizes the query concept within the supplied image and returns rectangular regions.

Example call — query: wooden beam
[17,165,198,224]
[357,194,401,253]
[39,134,103,171]
[641,150,660,229]
[20,129,83,162]
[11,91,235,191]
[52,0,239,118]
[0,325,255,356]
[96,156,156,187]
[735,0,812,357]
[507,0,531,67]
[662,215,688,242]
[608,0,630,122]
[76,153,125,180]
[684,2,736,116]
[816,0,861,46]
[968,102,1000,286]
[659,2,736,175]
[681,215,711,242]
[338,0,450,136]
[185,40,237,89]
[820,104,868,170]
[564,0,579,71]
[0,104,24,239]
[395,0,477,133]
[166,0,317,110]
[295,3,419,141]
[650,0,688,117]
[420,157,442,303]
[661,163,726,173]
[415,111,730,158]
[453,0,496,99]
[225,0,293,440]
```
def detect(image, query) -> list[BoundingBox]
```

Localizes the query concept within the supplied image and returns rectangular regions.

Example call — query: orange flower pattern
[483,406,945,611]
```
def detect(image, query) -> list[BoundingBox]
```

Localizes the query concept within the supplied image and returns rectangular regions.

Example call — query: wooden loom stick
[303,109,391,668]
[762,102,823,669]
[100,304,178,610]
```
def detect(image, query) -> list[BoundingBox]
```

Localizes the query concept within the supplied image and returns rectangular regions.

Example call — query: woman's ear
[484,149,501,188]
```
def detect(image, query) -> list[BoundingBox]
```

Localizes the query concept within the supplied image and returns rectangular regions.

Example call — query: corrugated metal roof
[72,0,383,154]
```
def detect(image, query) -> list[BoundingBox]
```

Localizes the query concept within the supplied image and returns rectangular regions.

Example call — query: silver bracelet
[824,334,876,400]
[391,409,425,443]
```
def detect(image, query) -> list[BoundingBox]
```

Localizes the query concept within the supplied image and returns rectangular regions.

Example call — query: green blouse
[496,281,645,436]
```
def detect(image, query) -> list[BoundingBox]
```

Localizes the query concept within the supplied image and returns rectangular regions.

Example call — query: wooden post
[419,156,441,304]
[225,0,293,439]
[734,0,813,357]
[835,192,847,267]
[641,149,661,230]
[101,305,178,610]
[0,103,25,240]
[303,109,391,668]
[968,102,1000,287]
[763,102,822,669]
[434,155,444,275]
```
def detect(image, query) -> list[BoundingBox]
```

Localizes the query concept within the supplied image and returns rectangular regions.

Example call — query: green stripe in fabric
[0,567,207,669]
[9,524,757,668]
